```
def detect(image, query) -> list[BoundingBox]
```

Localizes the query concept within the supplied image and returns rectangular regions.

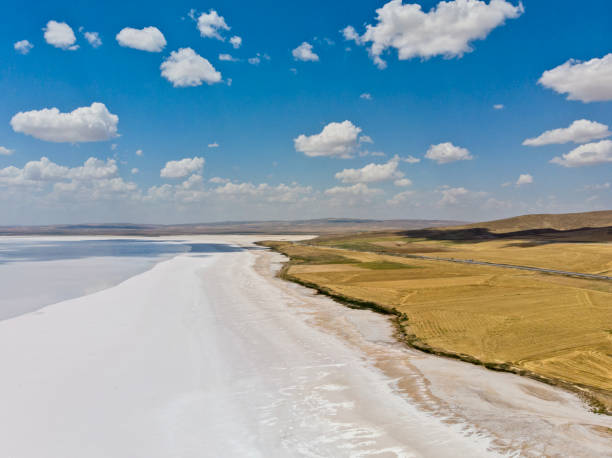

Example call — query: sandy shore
[0,235,609,457]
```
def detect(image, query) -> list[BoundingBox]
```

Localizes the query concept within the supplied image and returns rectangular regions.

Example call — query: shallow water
[0,237,248,320]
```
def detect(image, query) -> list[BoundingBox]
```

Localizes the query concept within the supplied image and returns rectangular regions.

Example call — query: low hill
[444,210,612,233]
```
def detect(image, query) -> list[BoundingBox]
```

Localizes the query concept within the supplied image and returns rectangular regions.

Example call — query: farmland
[262,229,612,412]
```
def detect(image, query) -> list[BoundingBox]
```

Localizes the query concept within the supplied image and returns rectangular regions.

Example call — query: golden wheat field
[314,233,612,274]
[264,239,612,411]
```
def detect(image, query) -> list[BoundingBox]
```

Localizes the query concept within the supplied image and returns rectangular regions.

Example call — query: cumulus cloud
[394,178,412,186]
[211,181,313,204]
[438,186,469,205]
[343,0,523,68]
[387,190,414,205]
[0,146,14,156]
[14,40,33,54]
[360,93,372,100]
[135,149,143,156]
[131,168,139,174]
[160,156,205,178]
[0,156,130,194]
[83,31,102,48]
[209,176,229,184]
[324,183,383,204]
[401,155,421,163]
[248,56,261,65]
[292,42,319,61]
[334,156,403,183]
[219,53,238,62]
[515,173,533,186]
[294,121,363,158]
[43,20,78,50]
[539,53,612,102]
[10,102,119,143]
[493,104,504,110]
[116,26,166,52]
[425,142,473,164]
[161,48,222,87]
[523,119,611,146]
[581,182,610,191]
[550,140,612,167]
[196,9,230,40]
[208,142,219,148]
[230,36,242,48]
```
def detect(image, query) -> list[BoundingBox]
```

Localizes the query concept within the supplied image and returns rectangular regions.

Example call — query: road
[402,254,612,280]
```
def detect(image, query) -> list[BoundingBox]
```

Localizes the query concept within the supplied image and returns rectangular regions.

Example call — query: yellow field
[316,235,612,275]
[263,240,612,411]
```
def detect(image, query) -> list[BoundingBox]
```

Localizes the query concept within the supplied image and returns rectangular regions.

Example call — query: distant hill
[0,218,465,236]
[444,210,612,233]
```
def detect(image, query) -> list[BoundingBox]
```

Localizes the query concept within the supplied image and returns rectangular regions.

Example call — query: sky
[1,0,611,225]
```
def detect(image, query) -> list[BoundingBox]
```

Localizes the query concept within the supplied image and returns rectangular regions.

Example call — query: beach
[0,235,610,457]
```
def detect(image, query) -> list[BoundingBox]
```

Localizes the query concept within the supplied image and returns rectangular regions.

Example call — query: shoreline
[0,235,610,456]
[262,241,611,415]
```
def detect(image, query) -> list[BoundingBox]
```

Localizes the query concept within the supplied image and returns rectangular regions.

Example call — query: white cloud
[116,26,166,52]
[394,178,412,186]
[161,48,222,87]
[342,26,361,42]
[219,53,238,62]
[425,142,473,164]
[334,156,403,183]
[196,10,229,40]
[325,183,382,197]
[439,186,468,205]
[516,173,533,186]
[212,181,313,204]
[294,120,362,158]
[208,142,219,148]
[10,102,119,143]
[248,56,261,65]
[0,146,14,156]
[539,53,612,102]
[344,0,523,69]
[180,174,203,190]
[493,103,504,110]
[14,40,33,54]
[83,31,102,48]
[387,190,414,205]
[292,42,319,62]
[324,183,383,206]
[360,93,372,100]
[401,155,421,163]
[550,140,612,167]
[160,156,205,178]
[230,36,242,48]
[581,182,610,191]
[135,149,143,156]
[43,20,78,50]
[69,157,118,180]
[131,168,139,174]
[359,150,386,157]
[209,176,229,184]
[0,156,123,189]
[359,135,373,144]
[523,119,611,146]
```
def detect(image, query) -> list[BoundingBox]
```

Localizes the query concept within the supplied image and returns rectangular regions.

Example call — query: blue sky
[1,0,611,224]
